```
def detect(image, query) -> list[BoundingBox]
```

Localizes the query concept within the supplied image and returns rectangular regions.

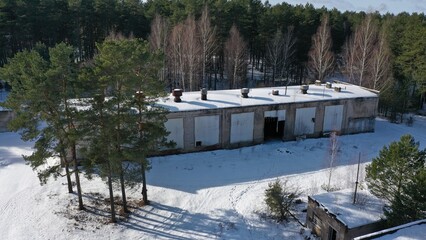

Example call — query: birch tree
[198,5,216,89]
[369,27,392,90]
[267,29,285,85]
[148,14,168,52]
[169,23,185,90]
[148,14,169,84]
[307,15,334,82]
[224,24,247,89]
[281,26,297,84]
[325,132,339,191]
[267,26,296,85]
[344,14,378,87]
[183,15,200,91]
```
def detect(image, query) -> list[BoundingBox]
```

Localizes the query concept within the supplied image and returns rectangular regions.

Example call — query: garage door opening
[264,117,285,140]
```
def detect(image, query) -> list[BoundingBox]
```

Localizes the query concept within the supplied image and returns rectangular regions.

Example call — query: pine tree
[264,179,299,222]
[0,43,85,209]
[366,134,426,203]
[80,36,169,220]
[385,168,426,226]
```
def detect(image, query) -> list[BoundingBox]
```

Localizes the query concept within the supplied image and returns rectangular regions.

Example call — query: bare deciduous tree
[148,14,169,84]
[267,29,285,85]
[281,26,297,84]
[169,23,185,90]
[148,14,168,52]
[267,26,297,86]
[370,28,392,90]
[224,24,247,89]
[326,131,339,191]
[183,15,201,91]
[345,14,377,86]
[198,5,216,89]
[307,15,334,82]
[343,14,392,90]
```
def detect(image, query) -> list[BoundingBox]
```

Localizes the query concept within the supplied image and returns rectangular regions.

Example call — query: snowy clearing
[0,116,425,240]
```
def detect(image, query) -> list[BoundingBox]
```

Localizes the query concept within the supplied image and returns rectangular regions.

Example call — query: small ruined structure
[306,189,386,240]
[157,82,379,154]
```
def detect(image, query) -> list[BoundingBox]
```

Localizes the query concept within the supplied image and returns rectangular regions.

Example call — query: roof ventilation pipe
[334,87,341,92]
[300,85,309,94]
[326,82,332,88]
[172,89,183,102]
[315,80,321,86]
[272,89,279,95]
[241,88,249,98]
[201,88,207,100]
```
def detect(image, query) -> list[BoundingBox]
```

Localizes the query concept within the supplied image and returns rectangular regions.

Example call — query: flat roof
[156,83,378,112]
[311,189,385,229]
[354,219,426,239]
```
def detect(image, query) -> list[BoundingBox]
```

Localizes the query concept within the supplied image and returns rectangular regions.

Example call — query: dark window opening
[328,226,337,240]
[264,117,285,140]
[195,141,202,147]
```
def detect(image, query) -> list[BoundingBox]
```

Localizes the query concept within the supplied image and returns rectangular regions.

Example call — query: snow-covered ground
[0,116,425,240]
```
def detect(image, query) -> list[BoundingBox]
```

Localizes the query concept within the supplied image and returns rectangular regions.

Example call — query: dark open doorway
[328,226,337,240]
[264,117,285,140]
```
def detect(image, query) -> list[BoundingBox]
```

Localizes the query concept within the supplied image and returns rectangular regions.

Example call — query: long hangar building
[156,82,378,153]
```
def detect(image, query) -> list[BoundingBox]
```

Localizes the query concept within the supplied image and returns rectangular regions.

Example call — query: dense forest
[0,0,425,116]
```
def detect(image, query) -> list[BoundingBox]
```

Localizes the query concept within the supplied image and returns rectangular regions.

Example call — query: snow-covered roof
[156,83,378,112]
[354,219,426,240]
[311,189,385,229]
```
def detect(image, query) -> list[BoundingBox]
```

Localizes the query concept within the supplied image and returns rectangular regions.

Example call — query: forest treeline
[0,0,425,116]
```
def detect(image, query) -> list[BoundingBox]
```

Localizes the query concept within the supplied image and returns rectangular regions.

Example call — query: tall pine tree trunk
[141,162,149,205]
[107,168,116,223]
[64,158,73,193]
[60,140,73,193]
[72,142,84,210]
[119,166,129,213]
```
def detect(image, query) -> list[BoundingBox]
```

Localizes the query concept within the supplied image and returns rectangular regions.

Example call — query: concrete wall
[163,96,378,154]
[306,196,349,240]
[306,197,385,240]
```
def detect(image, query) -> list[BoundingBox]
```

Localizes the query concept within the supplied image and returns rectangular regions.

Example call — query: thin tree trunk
[64,157,73,193]
[119,169,129,213]
[72,142,84,210]
[107,171,116,223]
[141,162,149,205]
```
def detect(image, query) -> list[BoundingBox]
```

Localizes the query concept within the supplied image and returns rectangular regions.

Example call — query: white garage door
[294,107,316,135]
[230,112,254,144]
[323,105,343,132]
[164,118,184,149]
[195,115,220,146]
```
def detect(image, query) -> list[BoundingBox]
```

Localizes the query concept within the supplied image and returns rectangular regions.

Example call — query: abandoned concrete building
[157,82,379,154]
[306,189,386,240]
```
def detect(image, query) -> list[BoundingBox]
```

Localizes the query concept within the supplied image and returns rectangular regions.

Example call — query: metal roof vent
[315,80,321,86]
[326,82,332,88]
[272,89,279,95]
[300,85,309,94]
[334,87,341,92]
[201,88,207,100]
[241,88,249,98]
[172,89,183,102]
